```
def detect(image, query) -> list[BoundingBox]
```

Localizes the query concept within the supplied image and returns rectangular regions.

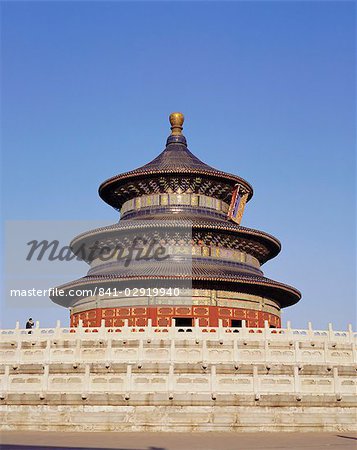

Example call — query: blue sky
[1,1,355,330]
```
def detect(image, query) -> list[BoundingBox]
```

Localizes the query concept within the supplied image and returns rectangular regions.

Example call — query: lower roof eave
[50,274,301,309]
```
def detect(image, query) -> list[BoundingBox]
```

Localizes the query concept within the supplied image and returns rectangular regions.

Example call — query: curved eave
[50,274,301,309]
[98,169,254,209]
[70,221,281,264]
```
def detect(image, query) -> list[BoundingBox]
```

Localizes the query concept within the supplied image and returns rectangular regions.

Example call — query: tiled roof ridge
[98,140,253,201]
[53,273,301,306]
[70,220,281,250]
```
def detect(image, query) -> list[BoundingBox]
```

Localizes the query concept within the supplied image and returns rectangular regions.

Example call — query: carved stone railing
[0,321,355,402]
[1,319,356,343]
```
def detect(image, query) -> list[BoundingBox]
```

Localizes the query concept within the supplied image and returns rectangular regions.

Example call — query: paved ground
[0,432,357,450]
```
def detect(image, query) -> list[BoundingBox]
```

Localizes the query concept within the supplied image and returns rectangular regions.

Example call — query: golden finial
[169,112,184,135]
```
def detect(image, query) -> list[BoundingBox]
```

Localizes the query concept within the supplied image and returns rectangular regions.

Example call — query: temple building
[3,114,354,435]
[50,113,301,328]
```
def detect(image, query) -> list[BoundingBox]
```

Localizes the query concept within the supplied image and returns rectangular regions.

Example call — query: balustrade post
[137,338,144,367]
[53,319,61,340]
[264,338,269,364]
[307,321,313,338]
[45,339,51,364]
[170,338,176,363]
[100,319,106,339]
[202,339,208,365]
[78,319,83,336]
[328,323,334,341]
[32,320,40,338]
[168,363,174,399]
[218,319,224,340]
[3,365,10,395]
[323,340,329,365]
[171,318,176,339]
[106,337,112,364]
[347,324,356,363]
[347,324,354,343]
[125,364,132,400]
[241,320,248,339]
[42,364,49,396]
[122,320,129,340]
[233,338,239,366]
[83,364,90,397]
[147,318,153,341]
[15,321,21,340]
[293,365,301,400]
[15,340,21,367]
[333,366,340,399]
[210,364,217,400]
[194,318,200,342]
[253,365,259,399]
[294,340,301,364]
[75,338,81,362]
[263,320,269,340]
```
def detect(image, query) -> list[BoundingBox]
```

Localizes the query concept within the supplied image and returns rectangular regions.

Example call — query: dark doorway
[174,317,193,327]
[231,319,242,328]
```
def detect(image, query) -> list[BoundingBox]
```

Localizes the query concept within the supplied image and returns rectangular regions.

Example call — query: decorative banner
[227,185,248,225]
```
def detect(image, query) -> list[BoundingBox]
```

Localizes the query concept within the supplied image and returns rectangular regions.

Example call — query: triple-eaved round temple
[51,113,301,328]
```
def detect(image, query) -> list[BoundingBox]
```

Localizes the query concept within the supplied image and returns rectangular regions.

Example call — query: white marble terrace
[0,320,356,401]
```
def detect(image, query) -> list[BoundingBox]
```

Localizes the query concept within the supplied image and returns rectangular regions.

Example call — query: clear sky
[1,1,355,330]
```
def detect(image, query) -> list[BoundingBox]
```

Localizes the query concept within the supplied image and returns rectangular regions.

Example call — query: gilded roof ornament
[169,112,184,135]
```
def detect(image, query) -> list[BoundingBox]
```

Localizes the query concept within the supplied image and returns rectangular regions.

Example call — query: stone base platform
[0,322,356,432]
[0,404,356,432]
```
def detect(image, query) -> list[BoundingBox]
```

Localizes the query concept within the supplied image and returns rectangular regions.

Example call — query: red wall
[70,305,281,328]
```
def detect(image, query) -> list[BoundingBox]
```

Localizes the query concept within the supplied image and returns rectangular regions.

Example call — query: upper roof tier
[99,113,253,210]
